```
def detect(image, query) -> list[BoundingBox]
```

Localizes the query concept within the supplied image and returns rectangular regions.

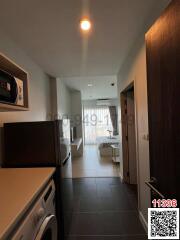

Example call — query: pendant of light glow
[80,18,91,32]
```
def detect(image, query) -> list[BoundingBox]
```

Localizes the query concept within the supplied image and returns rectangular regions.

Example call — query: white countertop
[0,167,55,239]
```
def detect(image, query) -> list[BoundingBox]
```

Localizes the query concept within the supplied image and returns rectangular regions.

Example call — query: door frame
[120,81,140,208]
[120,90,130,183]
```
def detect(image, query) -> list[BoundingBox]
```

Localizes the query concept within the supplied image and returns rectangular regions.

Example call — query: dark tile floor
[65,178,147,240]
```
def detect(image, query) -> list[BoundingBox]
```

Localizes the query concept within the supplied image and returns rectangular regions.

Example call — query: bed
[96,135,120,158]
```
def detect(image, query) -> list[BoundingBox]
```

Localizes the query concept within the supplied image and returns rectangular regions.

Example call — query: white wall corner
[139,210,148,233]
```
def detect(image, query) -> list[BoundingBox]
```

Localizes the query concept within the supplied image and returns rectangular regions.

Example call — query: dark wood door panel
[146,0,180,201]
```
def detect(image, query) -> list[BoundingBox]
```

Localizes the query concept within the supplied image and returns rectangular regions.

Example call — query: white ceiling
[63,75,117,100]
[0,0,164,78]
[0,0,169,100]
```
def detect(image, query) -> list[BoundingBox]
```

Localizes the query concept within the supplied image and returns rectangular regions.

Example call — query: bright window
[83,106,113,144]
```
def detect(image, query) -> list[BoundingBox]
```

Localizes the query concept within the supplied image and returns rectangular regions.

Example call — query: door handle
[149,177,157,184]
[145,178,165,198]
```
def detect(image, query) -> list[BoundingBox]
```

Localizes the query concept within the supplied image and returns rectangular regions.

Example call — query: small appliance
[0,69,24,106]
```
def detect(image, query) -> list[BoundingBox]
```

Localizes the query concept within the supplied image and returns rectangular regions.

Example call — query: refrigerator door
[3,121,57,167]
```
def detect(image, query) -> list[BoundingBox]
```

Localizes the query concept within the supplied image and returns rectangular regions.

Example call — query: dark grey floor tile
[72,197,80,212]
[66,236,124,240]
[70,213,102,235]
[73,184,97,198]
[68,178,145,239]
[70,212,145,235]
[98,195,136,211]
[78,196,99,211]
[126,194,138,210]
[73,178,97,187]
[110,185,129,197]
[123,184,137,196]
[97,186,112,198]
[96,177,121,186]
[98,212,145,235]
[76,195,135,212]
[66,236,147,240]
[123,235,148,240]
[121,212,146,235]
[64,212,75,235]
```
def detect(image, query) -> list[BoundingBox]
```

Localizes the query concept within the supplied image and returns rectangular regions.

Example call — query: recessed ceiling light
[88,83,93,87]
[80,18,91,31]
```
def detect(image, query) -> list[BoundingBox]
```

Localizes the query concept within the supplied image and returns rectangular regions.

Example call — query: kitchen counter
[0,167,55,239]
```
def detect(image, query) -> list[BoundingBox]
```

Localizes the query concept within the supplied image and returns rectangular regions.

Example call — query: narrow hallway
[72,145,120,178]
[66,178,147,240]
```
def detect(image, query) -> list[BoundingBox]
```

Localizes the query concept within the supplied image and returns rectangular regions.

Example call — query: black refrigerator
[2,120,74,239]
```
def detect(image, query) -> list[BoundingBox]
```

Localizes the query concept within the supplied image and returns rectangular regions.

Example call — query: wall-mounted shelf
[0,53,29,111]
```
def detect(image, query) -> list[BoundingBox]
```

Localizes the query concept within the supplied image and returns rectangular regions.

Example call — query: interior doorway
[120,83,137,185]
[71,100,120,178]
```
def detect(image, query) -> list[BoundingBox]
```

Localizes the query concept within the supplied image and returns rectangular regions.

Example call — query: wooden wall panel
[146,0,180,201]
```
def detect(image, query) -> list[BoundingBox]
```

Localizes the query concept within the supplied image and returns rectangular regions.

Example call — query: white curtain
[84,106,113,144]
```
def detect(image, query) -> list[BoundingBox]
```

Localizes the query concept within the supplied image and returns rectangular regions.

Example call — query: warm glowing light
[80,19,91,31]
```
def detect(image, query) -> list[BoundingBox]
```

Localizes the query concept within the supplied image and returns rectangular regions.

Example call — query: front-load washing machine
[12,180,57,240]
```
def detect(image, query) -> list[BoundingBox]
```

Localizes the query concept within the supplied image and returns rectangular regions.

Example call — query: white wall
[117,0,170,228]
[56,78,71,119]
[71,91,82,137]
[0,32,50,124]
[0,31,51,164]
[48,76,58,120]
[71,91,83,154]
[118,39,150,226]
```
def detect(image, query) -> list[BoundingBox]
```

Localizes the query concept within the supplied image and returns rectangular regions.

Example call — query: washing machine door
[35,215,57,240]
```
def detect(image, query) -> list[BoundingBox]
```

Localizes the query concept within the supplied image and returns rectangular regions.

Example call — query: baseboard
[139,210,148,233]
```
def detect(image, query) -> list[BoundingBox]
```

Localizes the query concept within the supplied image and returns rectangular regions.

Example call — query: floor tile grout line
[71,210,139,214]
[68,178,145,239]
[66,234,148,237]
[72,175,121,178]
